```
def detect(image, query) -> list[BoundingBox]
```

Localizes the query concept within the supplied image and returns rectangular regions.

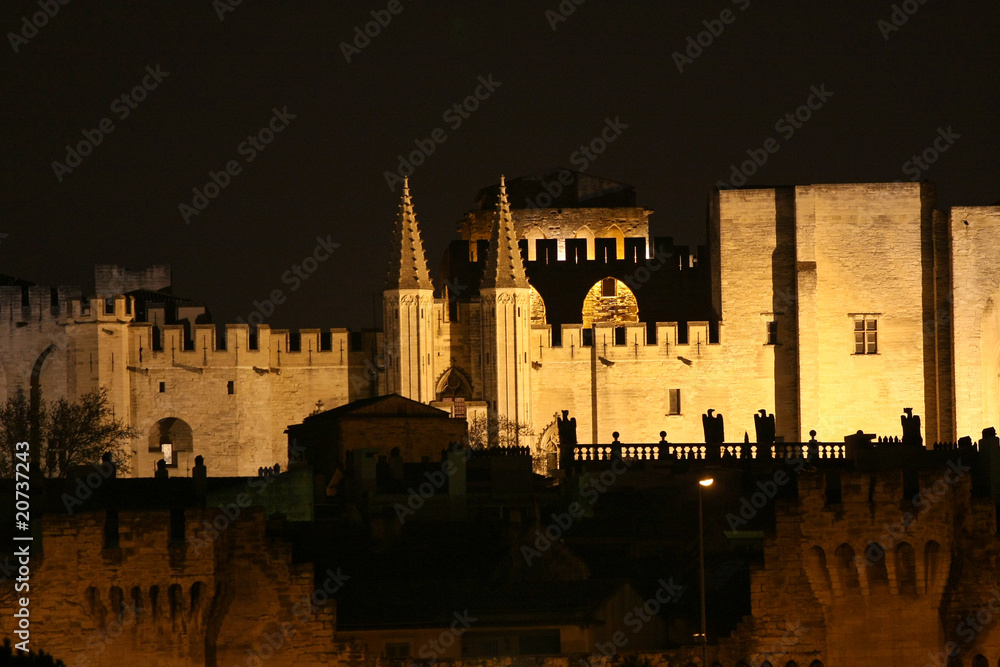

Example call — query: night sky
[2,1,997,331]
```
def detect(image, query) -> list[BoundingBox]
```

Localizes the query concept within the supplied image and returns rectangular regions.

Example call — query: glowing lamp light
[699,478,714,487]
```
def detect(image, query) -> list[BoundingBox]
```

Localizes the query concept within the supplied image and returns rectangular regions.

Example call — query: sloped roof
[481,175,530,290]
[302,394,450,422]
[385,177,433,291]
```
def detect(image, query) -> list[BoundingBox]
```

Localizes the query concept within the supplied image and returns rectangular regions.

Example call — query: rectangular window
[854,316,878,354]
[614,326,626,346]
[668,388,681,415]
[766,320,778,345]
[581,329,594,347]
[453,397,466,419]
[159,381,166,393]
[227,380,234,395]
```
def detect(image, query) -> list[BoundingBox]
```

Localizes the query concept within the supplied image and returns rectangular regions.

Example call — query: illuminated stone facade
[2,173,998,475]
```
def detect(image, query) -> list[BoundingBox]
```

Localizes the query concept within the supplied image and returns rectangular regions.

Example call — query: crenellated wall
[0,506,333,667]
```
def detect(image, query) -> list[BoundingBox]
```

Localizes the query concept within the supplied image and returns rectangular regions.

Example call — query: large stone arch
[581,277,639,327]
[145,417,194,474]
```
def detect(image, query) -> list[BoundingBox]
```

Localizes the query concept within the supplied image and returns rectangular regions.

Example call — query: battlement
[128,322,354,368]
[450,236,703,267]
[0,283,88,322]
[530,320,718,355]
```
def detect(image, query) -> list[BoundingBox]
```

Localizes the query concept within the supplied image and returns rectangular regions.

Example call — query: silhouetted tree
[0,388,136,478]
[467,414,534,450]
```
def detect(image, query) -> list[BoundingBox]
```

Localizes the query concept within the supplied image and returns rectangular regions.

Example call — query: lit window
[766,320,778,345]
[854,316,878,354]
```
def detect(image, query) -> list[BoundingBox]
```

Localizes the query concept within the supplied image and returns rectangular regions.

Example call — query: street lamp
[698,477,714,666]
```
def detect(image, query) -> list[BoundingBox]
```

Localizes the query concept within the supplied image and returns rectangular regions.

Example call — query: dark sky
[2,1,997,330]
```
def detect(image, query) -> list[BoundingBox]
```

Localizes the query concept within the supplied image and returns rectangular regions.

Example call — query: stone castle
[4,170,1000,476]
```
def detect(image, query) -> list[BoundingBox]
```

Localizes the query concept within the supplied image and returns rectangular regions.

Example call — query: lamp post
[698,477,714,666]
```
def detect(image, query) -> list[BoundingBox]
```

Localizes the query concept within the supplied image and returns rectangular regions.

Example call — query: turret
[383,178,435,402]
[480,176,533,441]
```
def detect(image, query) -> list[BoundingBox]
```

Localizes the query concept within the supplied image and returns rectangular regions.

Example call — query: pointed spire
[385,177,433,290]
[482,175,529,290]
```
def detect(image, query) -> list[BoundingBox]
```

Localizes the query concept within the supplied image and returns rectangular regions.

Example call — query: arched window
[971,654,987,667]
[608,224,625,260]
[895,542,917,595]
[168,583,183,620]
[805,545,832,600]
[147,417,194,469]
[926,540,942,592]
[582,277,639,327]
[575,226,595,261]
[149,585,160,619]
[529,286,546,326]
[190,581,204,619]
[131,586,144,618]
[525,226,545,261]
[834,543,861,590]
[864,542,889,590]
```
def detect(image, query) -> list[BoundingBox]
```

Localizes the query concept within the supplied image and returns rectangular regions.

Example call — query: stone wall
[0,507,334,667]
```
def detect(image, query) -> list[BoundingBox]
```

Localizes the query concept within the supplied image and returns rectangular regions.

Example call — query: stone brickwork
[5,179,1000,476]
[0,506,334,667]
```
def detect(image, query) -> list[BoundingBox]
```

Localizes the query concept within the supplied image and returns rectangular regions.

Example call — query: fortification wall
[794,182,936,443]
[126,323,354,476]
[950,206,1000,438]
[459,207,650,250]
[0,507,333,667]
[0,285,92,404]
[733,462,1000,667]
